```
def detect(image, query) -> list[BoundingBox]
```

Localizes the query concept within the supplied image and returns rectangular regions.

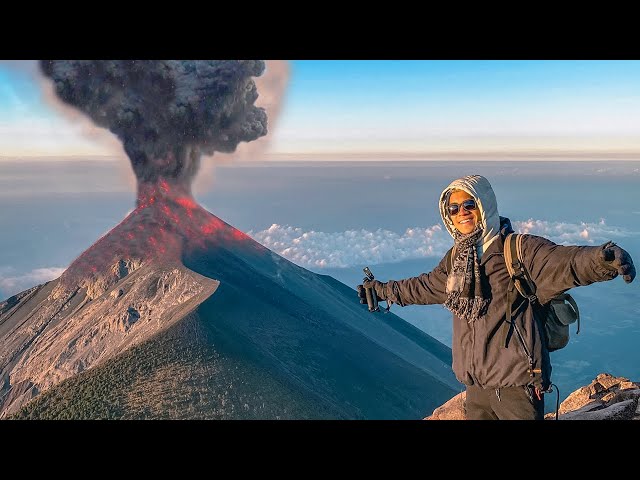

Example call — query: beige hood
[439,175,501,257]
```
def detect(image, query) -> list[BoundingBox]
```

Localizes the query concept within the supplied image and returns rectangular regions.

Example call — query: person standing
[358,175,635,420]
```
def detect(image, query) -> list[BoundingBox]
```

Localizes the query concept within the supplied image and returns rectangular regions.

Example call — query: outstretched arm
[363,254,449,307]
[520,235,635,305]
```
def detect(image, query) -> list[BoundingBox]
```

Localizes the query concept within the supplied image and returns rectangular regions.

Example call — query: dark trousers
[465,384,544,420]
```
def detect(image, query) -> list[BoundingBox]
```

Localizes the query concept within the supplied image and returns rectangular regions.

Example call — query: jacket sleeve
[381,254,449,306]
[520,234,618,305]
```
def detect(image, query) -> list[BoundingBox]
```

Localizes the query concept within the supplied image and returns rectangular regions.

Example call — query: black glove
[600,241,636,283]
[356,279,387,304]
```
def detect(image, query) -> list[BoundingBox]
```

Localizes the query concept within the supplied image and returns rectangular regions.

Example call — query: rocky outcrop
[0,259,219,418]
[544,373,640,420]
[424,373,640,420]
[425,391,466,420]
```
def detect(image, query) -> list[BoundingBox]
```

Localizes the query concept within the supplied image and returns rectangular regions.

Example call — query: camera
[363,266,380,312]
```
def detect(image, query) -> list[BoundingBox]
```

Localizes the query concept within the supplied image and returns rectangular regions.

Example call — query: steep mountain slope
[1,195,460,419]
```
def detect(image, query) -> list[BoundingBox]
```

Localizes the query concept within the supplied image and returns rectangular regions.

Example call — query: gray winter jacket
[377,176,619,390]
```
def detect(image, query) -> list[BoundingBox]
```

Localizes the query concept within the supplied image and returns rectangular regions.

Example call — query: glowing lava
[58,178,265,297]
[39,61,271,297]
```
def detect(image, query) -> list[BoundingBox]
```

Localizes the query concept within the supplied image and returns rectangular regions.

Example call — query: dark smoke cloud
[39,60,268,185]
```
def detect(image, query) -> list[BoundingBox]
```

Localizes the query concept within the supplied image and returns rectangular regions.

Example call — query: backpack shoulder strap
[503,233,537,300]
[503,232,517,277]
[502,233,540,348]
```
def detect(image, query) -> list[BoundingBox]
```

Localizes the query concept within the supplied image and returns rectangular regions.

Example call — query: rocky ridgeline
[425,373,640,420]
[0,259,219,418]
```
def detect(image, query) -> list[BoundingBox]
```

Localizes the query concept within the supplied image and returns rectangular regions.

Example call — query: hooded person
[357,174,636,420]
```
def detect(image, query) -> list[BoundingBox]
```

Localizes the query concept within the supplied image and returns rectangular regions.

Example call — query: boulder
[424,391,466,420]
[426,373,640,420]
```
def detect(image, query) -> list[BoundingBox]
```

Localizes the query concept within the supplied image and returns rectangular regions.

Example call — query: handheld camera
[363,266,380,312]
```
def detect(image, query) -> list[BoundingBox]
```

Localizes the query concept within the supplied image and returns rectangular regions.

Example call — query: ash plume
[39,61,268,189]
[35,60,272,291]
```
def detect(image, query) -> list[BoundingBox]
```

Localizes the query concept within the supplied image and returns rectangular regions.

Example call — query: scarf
[443,223,490,323]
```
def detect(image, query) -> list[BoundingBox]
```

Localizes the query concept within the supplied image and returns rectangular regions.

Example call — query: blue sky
[2,60,640,158]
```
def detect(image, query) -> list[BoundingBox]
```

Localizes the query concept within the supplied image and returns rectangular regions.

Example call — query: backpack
[446,233,580,352]
[503,232,580,352]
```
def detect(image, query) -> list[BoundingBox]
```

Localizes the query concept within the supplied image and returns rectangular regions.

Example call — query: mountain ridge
[1,194,461,419]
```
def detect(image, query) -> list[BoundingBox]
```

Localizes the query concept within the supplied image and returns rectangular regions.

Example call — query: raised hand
[601,241,636,283]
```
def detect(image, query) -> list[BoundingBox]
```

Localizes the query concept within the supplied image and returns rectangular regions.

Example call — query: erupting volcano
[42,60,269,292]
[0,61,460,419]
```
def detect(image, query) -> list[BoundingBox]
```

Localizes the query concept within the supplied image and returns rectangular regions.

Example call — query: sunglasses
[447,198,477,216]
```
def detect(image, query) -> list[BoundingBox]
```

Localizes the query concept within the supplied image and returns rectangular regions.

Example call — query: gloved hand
[356,279,387,304]
[600,241,636,283]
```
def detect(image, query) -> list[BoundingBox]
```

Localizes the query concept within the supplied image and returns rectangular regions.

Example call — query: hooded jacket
[439,175,501,258]
[379,175,618,390]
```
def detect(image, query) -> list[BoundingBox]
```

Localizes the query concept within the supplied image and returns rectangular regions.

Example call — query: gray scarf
[443,224,490,323]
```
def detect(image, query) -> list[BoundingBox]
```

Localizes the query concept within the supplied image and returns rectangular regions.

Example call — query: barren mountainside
[0,186,461,419]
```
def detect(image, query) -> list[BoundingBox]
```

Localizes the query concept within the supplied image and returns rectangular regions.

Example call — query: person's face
[448,190,480,235]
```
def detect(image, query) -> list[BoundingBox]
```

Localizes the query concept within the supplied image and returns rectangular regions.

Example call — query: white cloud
[513,218,635,245]
[248,218,635,269]
[0,218,633,299]
[0,266,66,299]
[248,224,450,269]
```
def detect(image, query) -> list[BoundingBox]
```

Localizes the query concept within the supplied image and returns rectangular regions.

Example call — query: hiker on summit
[357,175,636,420]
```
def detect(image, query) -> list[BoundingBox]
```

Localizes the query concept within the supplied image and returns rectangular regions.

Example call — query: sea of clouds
[248,218,637,269]
[1,218,636,300]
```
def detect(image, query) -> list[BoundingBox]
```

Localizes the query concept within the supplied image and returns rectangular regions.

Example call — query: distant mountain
[1,183,460,419]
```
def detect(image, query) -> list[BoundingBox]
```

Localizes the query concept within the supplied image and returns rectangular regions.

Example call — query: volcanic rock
[423,373,640,420]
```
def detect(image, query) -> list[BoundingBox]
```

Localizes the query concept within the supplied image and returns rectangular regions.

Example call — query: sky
[2,60,640,159]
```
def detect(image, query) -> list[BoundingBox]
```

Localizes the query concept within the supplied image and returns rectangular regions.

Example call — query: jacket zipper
[469,319,476,384]
[513,320,537,378]
[509,294,537,376]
